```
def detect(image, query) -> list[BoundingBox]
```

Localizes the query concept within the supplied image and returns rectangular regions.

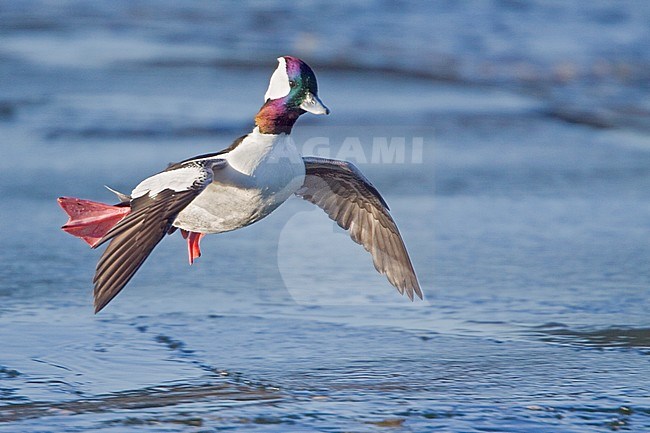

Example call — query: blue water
[1,2,650,432]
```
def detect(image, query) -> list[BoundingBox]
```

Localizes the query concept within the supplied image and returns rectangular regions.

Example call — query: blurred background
[1,1,650,432]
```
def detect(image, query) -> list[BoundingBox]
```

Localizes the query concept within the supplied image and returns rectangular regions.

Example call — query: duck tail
[57,197,131,247]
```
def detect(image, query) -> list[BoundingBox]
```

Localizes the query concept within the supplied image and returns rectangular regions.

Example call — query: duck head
[255,56,329,134]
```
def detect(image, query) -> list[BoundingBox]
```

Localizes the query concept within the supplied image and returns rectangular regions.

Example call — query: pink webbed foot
[181,230,206,265]
[58,197,131,247]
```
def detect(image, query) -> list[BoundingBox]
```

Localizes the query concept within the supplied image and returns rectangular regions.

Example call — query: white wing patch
[132,165,208,198]
[264,57,290,101]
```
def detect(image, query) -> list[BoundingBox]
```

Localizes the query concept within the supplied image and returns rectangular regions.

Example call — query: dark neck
[255,99,303,134]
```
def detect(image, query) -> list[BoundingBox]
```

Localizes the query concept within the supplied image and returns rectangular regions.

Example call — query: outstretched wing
[296,157,422,300]
[92,159,226,313]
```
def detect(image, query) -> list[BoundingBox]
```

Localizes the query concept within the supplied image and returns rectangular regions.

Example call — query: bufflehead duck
[58,56,422,312]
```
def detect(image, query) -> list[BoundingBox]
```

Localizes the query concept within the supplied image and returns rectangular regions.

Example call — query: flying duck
[58,56,422,312]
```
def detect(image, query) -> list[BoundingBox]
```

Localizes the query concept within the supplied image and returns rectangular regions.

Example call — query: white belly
[173,130,305,233]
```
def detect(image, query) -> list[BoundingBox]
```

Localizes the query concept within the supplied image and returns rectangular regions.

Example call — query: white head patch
[264,57,291,101]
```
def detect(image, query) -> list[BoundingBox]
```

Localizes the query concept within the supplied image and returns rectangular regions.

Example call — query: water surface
[1,2,650,432]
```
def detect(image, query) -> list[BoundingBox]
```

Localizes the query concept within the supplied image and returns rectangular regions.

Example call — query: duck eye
[289,80,296,87]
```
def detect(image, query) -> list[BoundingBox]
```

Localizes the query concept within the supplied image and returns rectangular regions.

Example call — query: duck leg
[58,197,131,247]
[181,230,206,265]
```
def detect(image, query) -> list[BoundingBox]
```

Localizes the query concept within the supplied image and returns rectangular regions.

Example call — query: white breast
[173,128,305,233]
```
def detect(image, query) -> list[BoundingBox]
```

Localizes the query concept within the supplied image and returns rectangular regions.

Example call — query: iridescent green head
[256,56,329,134]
